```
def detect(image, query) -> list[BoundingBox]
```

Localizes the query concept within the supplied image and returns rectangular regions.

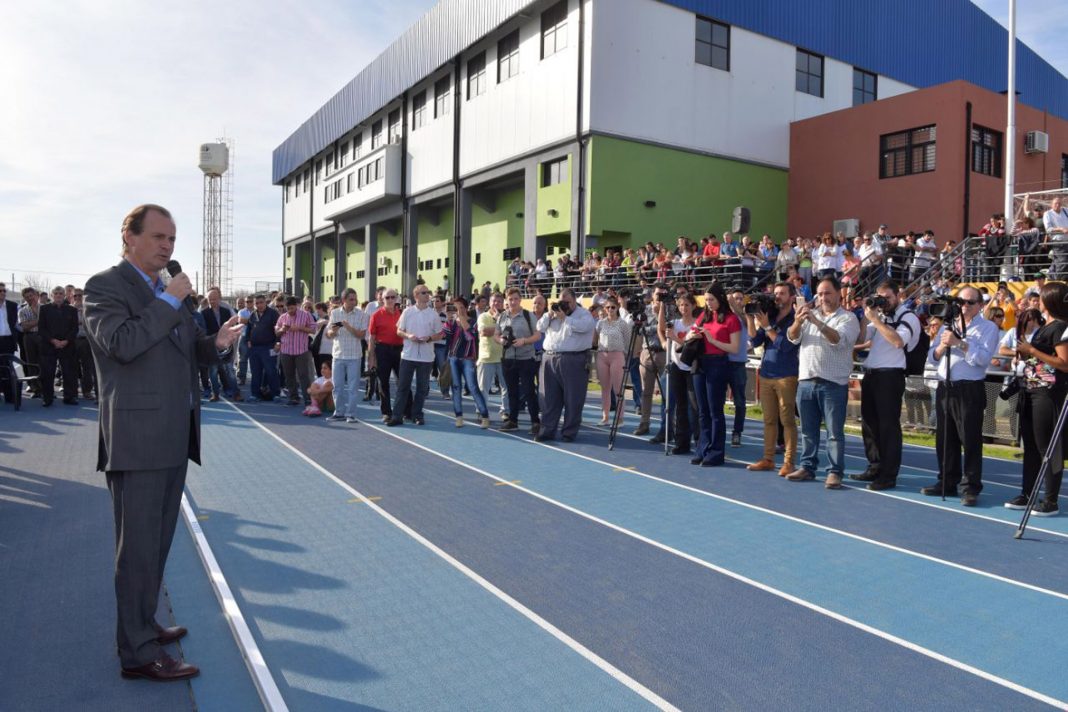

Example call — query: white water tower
[199,140,234,296]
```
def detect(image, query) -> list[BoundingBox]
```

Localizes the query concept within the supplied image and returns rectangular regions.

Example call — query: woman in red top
[691,282,741,467]
[367,292,405,421]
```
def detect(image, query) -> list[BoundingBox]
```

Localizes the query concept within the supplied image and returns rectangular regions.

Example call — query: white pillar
[1004,0,1017,222]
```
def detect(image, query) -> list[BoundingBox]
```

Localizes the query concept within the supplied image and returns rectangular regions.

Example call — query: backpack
[889,311,928,376]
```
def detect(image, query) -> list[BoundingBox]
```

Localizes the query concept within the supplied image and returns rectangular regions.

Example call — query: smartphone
[795,296,807,310]
[331,321,344,328]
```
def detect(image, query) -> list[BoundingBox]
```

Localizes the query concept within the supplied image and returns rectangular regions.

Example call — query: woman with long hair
[691,282,742,466]
[442,296,490,428]
[594,296,632,425]
[659,291,700,454]
[1006,284,1068,516]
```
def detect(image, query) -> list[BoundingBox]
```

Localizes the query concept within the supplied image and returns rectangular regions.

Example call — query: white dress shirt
[863,305,920,370]
[397,304,441,362]
[926,314,1000,382]
[538,305,596,353]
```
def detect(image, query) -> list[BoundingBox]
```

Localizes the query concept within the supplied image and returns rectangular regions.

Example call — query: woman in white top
[594,297,632,425]
[658,291,700,454]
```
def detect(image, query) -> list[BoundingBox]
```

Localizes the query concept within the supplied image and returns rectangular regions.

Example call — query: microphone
[165,260,198,315]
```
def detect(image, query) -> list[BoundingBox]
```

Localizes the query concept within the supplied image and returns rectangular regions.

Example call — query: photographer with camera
[633,285,669,439]
[535,287,595,442]
[849,281,921,490]
[1003,283,1068,517]
[786,276,860,488]
[496,287,540,434]
[746,282,800,474]
[921,286,1000,506]
[442,296,491,428]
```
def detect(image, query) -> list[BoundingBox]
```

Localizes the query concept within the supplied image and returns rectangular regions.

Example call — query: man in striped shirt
[274,296,316,406]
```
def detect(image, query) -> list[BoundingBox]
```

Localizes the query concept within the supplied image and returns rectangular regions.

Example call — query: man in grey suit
[84,204,243,682]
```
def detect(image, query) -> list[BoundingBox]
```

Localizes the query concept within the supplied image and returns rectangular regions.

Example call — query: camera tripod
[938,308,968,502]
[607,309,667,452]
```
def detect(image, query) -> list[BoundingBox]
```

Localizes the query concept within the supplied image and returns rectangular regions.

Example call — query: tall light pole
[1004,0,1017,222]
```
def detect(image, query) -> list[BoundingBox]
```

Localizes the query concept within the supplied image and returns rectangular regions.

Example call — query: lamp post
[1004,0,1017,222]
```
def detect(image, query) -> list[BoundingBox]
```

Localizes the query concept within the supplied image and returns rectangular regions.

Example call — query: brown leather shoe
[785,468,815,481]
[746,459,776,472]
[825,472,843,489]
[156,625,188,645]
[778,462,794,477]
[121,653,199,682]
[230,392,244,402]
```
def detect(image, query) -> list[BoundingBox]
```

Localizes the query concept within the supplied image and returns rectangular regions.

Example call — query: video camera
[624,293,646,321]
[550,301,573,316]
[744,292,777,316]
[864,295,890,311]
[928,296,963,322]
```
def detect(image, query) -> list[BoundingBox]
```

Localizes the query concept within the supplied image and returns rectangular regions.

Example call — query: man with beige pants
[745,282,800,475]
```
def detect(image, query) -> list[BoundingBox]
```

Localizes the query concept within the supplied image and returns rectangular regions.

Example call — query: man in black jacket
[0,282,18,403]
[200,287,241,401]
[245,293,281,401]
[38,286,80,405]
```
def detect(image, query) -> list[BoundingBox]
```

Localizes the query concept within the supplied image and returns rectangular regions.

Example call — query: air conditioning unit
[1025,131,1049,154]
[832,218,860,238]
[378,256,390,267]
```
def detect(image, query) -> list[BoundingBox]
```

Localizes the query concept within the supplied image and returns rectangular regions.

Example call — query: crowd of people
[4,202,1068,521]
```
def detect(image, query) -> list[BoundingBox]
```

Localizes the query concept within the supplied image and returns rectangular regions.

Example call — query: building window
[498,30,520,83]
[475,253,481,265]
[434,76,451,118]
[467,52,487,99]
[339,141,349,168]
[353,133,362,160]
[347,174,354,192]
[880,125,937,179]
[412,90,427,130]
[541,157,568,187]
[372,120,383,149]
[356,270,365,279]
[285,180,290,204]
[315,159,322,184]
[971,125,1002,178]
[303,169,310,193]
[795,49,824,97]
[853,68,877,106]
[503,247,521,261]
[388,109,401,143]
[541,1,567,59]
[1062,154,1068,189]
[695,16,729,71]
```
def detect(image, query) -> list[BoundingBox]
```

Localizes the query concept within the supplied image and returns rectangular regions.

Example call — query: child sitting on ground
[304,361,334,417]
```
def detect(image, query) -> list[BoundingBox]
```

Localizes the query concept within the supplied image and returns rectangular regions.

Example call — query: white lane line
[217,401,678,712]
[580,421,1068,540]
[353,404,1068,710]
[180,493,289,712]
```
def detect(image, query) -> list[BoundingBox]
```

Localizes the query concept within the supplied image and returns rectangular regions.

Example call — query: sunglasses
[961,299,980,306]
[384,296,397,299]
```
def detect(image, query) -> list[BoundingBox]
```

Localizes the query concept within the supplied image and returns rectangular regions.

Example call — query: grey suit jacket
[84,260,218,472]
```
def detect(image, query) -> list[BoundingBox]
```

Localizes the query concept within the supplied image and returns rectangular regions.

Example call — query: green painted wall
[343,236,366,301]
[536,154,571,236]
[586,136,788,247]
[319,243,336,299]
[416,207,453,294]
[471,188,524,293]
[296,243,312,297]
[376,227,403,295]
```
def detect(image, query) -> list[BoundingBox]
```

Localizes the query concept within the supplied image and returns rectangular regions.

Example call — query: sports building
[272,0,1068,300]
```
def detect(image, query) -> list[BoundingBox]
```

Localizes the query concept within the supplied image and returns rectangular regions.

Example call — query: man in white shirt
[387,284,443,426]
[326,288,369,422]
[850,281,921,490]
[857,232,884,287]
[536,287,596,442]
[910,230,938,281]
[786,276,860,488]
[1043,197,1068,279]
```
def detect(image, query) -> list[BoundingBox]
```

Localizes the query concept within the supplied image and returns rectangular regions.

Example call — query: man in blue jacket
[245,293,281,401]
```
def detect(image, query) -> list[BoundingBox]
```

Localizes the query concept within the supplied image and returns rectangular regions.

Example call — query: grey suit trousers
[106,464,187,667]
[538,351,588,440]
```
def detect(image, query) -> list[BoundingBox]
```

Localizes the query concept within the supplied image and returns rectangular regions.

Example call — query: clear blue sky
[1,0,1063,293]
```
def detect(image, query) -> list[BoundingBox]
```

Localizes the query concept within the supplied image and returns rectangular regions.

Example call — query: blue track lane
[229,399,1064,710]
[187,406,657,711]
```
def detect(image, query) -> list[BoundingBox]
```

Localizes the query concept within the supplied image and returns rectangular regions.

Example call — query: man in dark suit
[200,286,241,401]
[84,204,243,682]
[0,282,18,403]
[38,285,80,406]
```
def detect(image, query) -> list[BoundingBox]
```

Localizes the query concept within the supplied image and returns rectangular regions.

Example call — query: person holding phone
[691,282,741,467]
[442,296,490,428]
[387,285,443,426]
[786,276,860,489]
[326,288,369,423]
[746,282,800,475]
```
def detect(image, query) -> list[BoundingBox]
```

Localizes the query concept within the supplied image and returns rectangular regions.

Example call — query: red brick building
[788,80,1068,245]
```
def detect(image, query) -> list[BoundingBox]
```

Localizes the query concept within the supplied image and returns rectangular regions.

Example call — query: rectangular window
[339,141,349,168]
[315,159,322,184]
[347,173,354,193]
[541,1,567,59]
[853,68,877,106]
[880,125,937,179]
[541,157,568,187]
[353,132,362,160]
[375,158,383,179]
[971,125,1002,178]
[795,49,824,97]
[412,90,427,130]
[695,16,729,71]
[434,76,451,118]
[303,169,310,193]
[498,30,520,83]
[285,180,290,204]
[475,253,482,265]
[356,270,365,279]
[437,258,442,269]
[1062,154,1068,189]
[388,109,401,143]
[372,120,383,149]
[503,247,521,261]
[467,52,487,99]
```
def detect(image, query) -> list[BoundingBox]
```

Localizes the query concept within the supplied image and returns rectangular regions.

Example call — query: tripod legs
[1015,388,1068,539]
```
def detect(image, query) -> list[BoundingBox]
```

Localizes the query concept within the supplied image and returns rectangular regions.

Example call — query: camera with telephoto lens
[625,293,646,320]
[501,325,516,350]
[744,292,777,316]
[864,295,890,311]
[928,296,962,321]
